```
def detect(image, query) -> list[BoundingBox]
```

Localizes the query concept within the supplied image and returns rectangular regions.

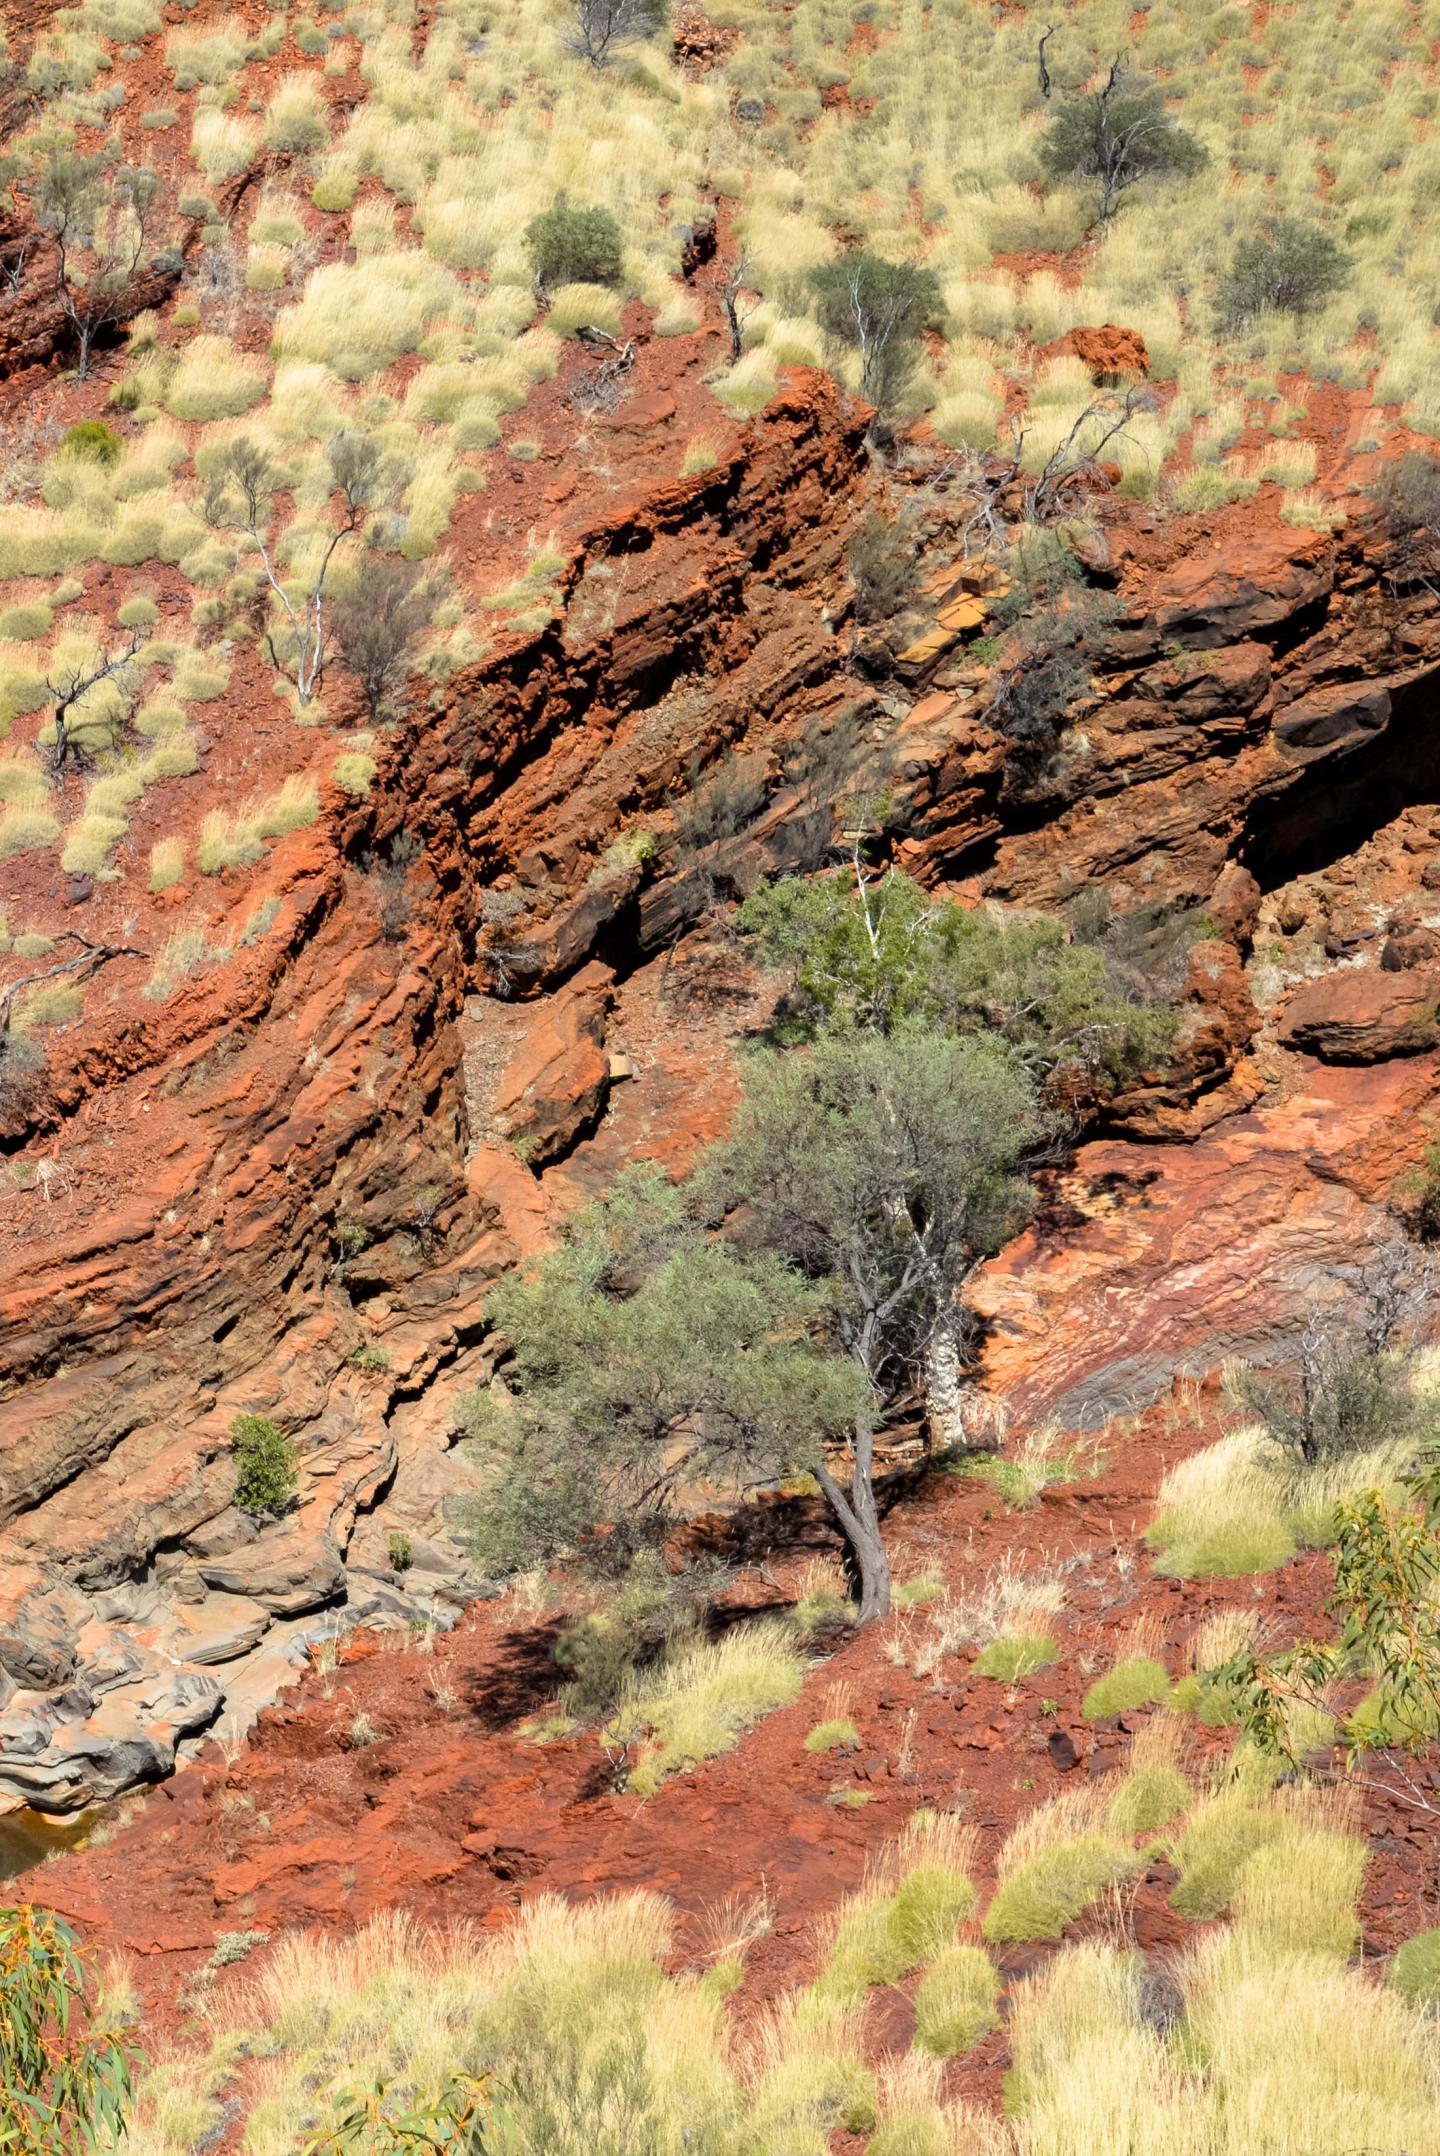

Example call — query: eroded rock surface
[4,370,1440,1809]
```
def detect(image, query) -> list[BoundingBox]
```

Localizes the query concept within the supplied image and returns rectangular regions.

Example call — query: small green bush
[973,1634,1057,1682]
[1218,217,1351,325]
[891,1574,944,1607]
[982,1837,1134,1942]
[804,1717,860,1752]
[1389,1927,1440,2008]
[1170,1670,1245,1726]
[888,1866,981,1961]
[116,595,159,629]
[819,1866,978,1999]
[913,1944,1002,2057]
[58,420,123,466]
[230,1412,298,1515]
[1082,1656,1171,1720]
[525,201,624,289]
[387,1531,412,1572]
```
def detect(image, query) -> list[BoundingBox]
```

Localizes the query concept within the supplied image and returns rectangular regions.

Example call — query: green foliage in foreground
[1224,1446,1440,1764]
[230,1413,299,1516]
[0,1904,142,2156]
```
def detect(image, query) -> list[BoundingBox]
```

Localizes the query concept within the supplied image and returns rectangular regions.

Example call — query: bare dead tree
[568,327,637,413]
[204,431,388,703]
[1026,382,1156,518]
[0,230,33,297]
[1037,24,1057,98]
[48,624,148,772]
[704,252,759,363]
[564,0,661,69]
[0,933,147,1046]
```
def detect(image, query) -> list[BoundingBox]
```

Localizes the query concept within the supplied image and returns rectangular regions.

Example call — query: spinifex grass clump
[973,1633,1056,1681]
[982,1787,1137,1944]
[912,1944,1002,2058]
[605,1620,808,1796]
[816,1814,979,2000]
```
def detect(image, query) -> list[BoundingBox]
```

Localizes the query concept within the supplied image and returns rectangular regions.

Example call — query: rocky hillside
[4,0,1440,2147]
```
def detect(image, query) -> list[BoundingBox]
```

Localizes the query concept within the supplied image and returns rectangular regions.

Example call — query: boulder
[166,1591,273,1666]
[1153,530,1332,650]
[0,1668,221,1811]
[1277,969,1440,1063]
[0,1570,81,1689]
[492,960,615,1165]
[197,1529,346,1616]
[1272,679,1391,757]
[1058,323,1149,381]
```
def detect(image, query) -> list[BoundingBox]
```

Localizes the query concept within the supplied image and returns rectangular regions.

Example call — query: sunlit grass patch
[606,1619,808,1795]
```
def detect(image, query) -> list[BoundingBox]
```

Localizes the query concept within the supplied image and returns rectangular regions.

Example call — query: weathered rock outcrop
[4,367,1440,1809]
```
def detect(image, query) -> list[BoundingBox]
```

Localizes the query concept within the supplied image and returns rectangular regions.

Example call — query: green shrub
[804,1717,860,1752]
[230,1412,298,1515]
[819,1864,979,2000]
[387,1531,412,1572]
[525,201,624,289]
[888,1866,980,1960]
[1389,1927,1440,2008]
[1171,1671,1241,1725]
[1219,218,1350,325]
[116,595,159,630]
[892,1574,944,1607]
[59,420,122,466]
[982,1837,1134,1942]
[1082,1656,1172,1720]
[973,1634,1057,1682]
[913,1944,1002,2057]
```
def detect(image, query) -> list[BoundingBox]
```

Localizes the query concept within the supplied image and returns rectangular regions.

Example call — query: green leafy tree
[0,1904,141,2156]
[1040,66,1206,224]
[704,1028,1042,1618]
[452,1165,867,1584]
[737,866,1170,1084]
[230,1413,298,1516]
[1218,216,1350,326]
[809,251,942,415]
[1226,1446,1440,1809]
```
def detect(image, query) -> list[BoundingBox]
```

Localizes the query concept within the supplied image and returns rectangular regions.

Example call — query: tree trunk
[923,1310,969,1452]
[816,1415,891,1622]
